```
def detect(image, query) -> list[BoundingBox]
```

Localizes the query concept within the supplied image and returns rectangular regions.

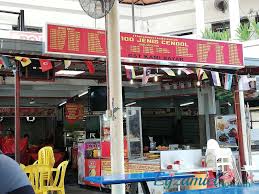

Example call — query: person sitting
[0,150,35,194]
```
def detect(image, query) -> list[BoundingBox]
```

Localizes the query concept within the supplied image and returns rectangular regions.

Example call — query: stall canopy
[244,40,259,67]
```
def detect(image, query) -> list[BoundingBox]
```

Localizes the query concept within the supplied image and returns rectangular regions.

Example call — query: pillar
[234,80,249,167]
[208,87,216,140]
[198,88,206,148]
[234,89,245,168]
[194,0,205,38]
[14,65,21,163]
[229,0,249,169]
[107,0,125,193]
[131,2,135,32]
[198,86,217,148]
[229,0,240,40]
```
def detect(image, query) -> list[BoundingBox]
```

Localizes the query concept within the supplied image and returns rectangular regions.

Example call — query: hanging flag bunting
[131,66,136,79]
[196,68,204,80]
[180,82,185,89]
[142,67,151,84]
[0,58,3,69]
[125,65,136,79]
[181,68,194,75]
[161,68,175,76]
[172,83,177,89]
[202,71,208,80]
[211,71,221,86]
[256,77,259,92]
[15,56,31,67]
[125,66,132,80]
[1,56,13,69]
[224,73,233,90]
[39,59,53,72]
[239,75,250,91]
[64,60,71,69]
[84,61,95,75]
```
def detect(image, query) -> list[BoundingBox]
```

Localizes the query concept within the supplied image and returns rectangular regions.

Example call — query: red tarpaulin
[0,137,28,155]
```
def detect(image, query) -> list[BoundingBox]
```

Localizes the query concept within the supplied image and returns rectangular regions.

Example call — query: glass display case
[99,107,143,160]
[126,107,143,160]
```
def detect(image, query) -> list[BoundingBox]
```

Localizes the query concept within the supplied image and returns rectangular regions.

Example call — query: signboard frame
[43,23,244,69]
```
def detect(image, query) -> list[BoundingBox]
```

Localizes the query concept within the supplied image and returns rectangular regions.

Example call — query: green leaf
[202,28,230,41]
[219,30,230,41]
[236,23,252,41]
[251,21,259,38]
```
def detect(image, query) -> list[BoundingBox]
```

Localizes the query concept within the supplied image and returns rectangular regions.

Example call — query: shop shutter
[181,116,199,144]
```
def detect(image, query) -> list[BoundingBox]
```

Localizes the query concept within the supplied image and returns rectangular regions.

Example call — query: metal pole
[107,0,125,193]
[0,10,20,14]
[229,0,249,178]
[238,80,249,165]
[18,10,25,31]
[131,1,135,32]
[234,88,246,168]
[15,64,21,163]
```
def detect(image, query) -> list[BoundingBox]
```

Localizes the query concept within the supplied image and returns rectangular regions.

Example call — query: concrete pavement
[66,185,109,194]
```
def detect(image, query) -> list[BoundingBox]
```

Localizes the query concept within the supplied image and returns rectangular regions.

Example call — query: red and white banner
[45,24,244,68]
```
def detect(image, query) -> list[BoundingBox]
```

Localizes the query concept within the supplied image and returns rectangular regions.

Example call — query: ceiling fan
[79,0,115,19]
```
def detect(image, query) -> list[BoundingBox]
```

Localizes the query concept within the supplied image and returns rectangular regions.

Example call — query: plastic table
[85,172,194,194]
[164,184,259,194]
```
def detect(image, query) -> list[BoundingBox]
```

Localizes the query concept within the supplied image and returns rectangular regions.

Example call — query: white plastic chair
[205,139,233,171]
[207,139,220,150]
[206,139,220,168]
[215,148,233,171]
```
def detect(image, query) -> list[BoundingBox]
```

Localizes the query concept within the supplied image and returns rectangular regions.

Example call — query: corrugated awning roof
[245,58,259,67]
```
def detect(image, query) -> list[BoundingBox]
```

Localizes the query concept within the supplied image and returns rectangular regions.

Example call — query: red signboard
[65,103,84,125]
[45,24,244,68]
[0,107,56,117]
[84,159,101,187]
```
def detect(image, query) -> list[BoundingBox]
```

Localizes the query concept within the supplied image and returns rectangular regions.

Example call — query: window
[174,32,193,36]
[165,31,193,37]
[250,110,259,129]
[212,18,250,32]
[256,14,259,23]
[212,21,230,32]
[12,25,42,32]
[240,17,249,25]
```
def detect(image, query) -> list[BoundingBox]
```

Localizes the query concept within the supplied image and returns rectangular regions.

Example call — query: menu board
[45,24,244,68]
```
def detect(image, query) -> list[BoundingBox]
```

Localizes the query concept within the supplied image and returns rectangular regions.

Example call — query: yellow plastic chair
[37,146,56,185]
[42,161,69,194]
[24,164,52,194]
[20,163,26,171]
[38,146,55,167]
[24,166,37,192]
